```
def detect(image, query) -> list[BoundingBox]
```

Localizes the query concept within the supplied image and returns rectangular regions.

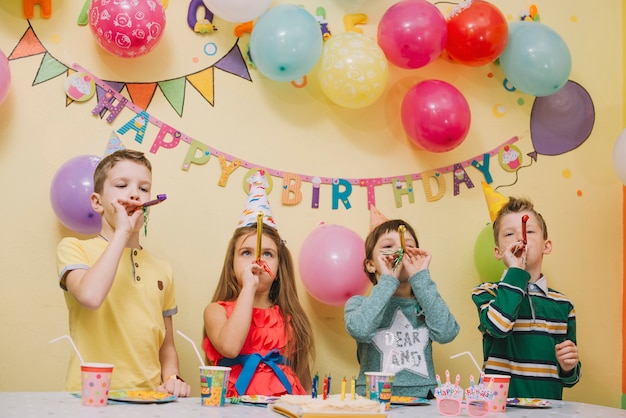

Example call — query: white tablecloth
[0,392,625,418]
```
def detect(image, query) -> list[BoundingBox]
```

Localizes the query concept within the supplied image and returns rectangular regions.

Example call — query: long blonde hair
[210,225,315,380]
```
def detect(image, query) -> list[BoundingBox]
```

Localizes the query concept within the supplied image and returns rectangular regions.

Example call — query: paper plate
[240,394,280,404]
[391,395,430,405]
[506,398,552,408]
[108,390,177,404]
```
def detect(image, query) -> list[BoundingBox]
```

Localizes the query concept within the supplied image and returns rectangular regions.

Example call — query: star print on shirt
[372,309,429,377]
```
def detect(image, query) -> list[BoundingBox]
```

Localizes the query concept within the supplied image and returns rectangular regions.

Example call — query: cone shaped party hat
[103,131,125,156]
[482,181,509,223]
[238,170,276,229]
[369,205,389,231]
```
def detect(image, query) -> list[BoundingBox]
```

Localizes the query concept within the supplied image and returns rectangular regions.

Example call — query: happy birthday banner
[74,63,523,211]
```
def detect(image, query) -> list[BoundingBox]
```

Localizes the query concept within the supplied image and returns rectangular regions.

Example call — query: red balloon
[445,0,508,66]
[401,80,471,153]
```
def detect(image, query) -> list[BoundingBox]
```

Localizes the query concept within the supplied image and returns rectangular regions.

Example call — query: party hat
[238,170,276,229]
[369,205,389,230]
[481,181,509,223]
[103,131,125,156]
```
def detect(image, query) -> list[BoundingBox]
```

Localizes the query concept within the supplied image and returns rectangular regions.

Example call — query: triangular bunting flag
[33,53,68,85]
[126,82,158,111]
[158,77,186,116]
[186,67,214,106]
[214,42,252,81]
[8,26,46,60]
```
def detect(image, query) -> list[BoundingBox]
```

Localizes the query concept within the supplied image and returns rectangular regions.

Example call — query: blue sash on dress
[218,349,293,395]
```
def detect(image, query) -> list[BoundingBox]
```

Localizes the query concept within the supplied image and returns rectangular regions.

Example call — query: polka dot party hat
[481,181,509,223]
[238,169,276,229]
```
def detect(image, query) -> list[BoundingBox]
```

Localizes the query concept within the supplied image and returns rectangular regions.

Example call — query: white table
[0,392,625,418]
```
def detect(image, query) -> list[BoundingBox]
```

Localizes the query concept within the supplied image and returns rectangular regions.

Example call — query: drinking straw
[176,330,206,367]
[49,335,85,365]
[450,351,482,376]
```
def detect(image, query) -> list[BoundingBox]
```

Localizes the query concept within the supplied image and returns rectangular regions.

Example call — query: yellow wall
[0,0,622,408]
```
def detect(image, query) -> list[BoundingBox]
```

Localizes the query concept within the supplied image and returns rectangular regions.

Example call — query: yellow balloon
[318,32,388,109]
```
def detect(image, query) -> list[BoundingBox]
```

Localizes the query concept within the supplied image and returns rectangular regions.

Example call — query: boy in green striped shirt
[472,197,581,400]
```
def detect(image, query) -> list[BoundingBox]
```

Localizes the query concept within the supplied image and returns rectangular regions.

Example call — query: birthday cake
[269,394,386,418]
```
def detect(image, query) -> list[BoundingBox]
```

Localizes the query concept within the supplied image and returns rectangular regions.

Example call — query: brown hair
[93,149,152,194]
[210,225,315,380]
[493,196,548,244]
[363,219,419,285]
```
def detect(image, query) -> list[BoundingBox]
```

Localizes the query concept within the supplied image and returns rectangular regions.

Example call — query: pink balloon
[88,0,166,58]
[377,0,447,69]
[298,224,370,306]
[50,155,102,235]
[0,48,10,105]
[401,80,471,152]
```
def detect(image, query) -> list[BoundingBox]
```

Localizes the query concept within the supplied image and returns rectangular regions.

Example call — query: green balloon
[474,223,505,282]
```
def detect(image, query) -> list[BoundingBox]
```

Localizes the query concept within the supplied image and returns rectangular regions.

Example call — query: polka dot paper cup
[484,374,510,412]
[80,363,113,407]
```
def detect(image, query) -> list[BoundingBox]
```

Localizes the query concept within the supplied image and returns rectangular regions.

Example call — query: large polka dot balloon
[88,0,166,58]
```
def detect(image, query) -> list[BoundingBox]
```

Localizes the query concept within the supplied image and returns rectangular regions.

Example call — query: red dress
[202,301,306,397]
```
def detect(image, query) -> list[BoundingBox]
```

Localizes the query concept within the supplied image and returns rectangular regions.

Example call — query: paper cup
[200,366,231,406]
[365,372,394,411]
[484,374,510,412]
[80,362,113,407]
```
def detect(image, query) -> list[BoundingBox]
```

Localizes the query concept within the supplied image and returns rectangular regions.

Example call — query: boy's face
[92,160,152,224]
[494,210,551,267]
[366,229,417,281]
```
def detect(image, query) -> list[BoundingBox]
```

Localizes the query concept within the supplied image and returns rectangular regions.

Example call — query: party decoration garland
[71,63,524,211]
[7,22,250,116]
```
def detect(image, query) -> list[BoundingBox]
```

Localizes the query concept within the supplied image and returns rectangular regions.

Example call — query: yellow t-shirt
[56,237,177,392]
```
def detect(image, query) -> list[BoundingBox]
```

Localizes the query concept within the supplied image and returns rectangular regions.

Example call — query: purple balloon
[50,155,102,234]
[530,80,595,156]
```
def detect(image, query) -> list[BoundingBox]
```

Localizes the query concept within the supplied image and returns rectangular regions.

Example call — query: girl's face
[366,229,417,280]
[495,210,551,266]
[233,232,279,286]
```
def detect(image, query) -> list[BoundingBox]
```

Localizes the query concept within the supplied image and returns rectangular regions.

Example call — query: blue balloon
[249,4,322,82]
[499,21,571,97]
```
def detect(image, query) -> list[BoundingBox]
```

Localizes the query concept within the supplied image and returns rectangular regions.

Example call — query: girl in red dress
[202,171,314,397]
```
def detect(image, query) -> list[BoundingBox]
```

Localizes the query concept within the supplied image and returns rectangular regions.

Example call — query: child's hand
[402,247,431,277]
[241,262,264,290]
[157,377,192,397]
[555,340,579,372]
[500,240,527,270]
[376,252,399,279]
[111,198,144,235]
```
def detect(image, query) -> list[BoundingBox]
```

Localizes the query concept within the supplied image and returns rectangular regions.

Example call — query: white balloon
[612,128,626,184]
[204,0,271,23]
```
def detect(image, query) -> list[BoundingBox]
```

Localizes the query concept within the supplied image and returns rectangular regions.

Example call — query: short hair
[93,150,152,194]
[493,196,548,244]
[363,219,419,285]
